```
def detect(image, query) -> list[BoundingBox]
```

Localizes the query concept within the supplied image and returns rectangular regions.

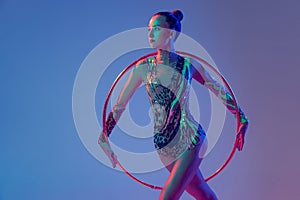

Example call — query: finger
[111,159,116,168]
[104,152,115,167]
[112,153,118,164]
[112,153,117,161]
[111,154,117,168]
[108,156,115,168]
[237,137,242,151]
[239,139,243,151]
[236,138,240,151]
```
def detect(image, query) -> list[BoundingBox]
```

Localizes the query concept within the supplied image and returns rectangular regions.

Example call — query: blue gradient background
[1,0,299,199]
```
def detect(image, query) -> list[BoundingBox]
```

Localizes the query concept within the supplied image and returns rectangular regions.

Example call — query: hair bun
[172,10,183,22]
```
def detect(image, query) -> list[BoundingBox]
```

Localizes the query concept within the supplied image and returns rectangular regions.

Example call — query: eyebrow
[148,25,160,28]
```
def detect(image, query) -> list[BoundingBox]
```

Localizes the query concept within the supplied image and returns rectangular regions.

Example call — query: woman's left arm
[190,58,249,150]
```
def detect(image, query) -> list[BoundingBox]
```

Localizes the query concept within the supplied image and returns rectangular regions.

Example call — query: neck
[156,48,177,63]
[157,43,175,53]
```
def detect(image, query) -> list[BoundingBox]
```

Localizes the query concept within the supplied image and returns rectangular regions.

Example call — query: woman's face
[148,15,174,50]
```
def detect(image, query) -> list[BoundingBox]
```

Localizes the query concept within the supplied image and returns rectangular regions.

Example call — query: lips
[150,39,155,43]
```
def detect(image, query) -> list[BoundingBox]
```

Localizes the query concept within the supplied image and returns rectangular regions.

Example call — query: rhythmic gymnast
[99,10,249,200]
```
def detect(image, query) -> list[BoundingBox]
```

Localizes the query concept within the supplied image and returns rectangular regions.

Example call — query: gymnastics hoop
[102,51,242,190]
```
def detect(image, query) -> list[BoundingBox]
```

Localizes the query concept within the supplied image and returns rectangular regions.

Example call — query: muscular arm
[104,61,146,136]
[190,58,248,124]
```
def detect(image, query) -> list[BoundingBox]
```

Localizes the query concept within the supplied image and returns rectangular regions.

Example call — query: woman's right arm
[98,60,146,167]
[103,60,146,137]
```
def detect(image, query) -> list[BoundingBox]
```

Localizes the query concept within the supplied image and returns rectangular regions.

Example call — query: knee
[159,193,173,200]
[159,189,180,200]
[196,193,218,200]
[186,183,218,200]
[206,192,218,200]
[201,188,218,200]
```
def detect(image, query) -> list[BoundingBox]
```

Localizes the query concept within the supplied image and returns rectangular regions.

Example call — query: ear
[169,30,175,38]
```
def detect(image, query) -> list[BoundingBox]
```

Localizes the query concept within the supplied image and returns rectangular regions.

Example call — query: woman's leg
[159,141,218,200]
[185,169,218,200]
[184,137,218,199]
[158,144,202,200]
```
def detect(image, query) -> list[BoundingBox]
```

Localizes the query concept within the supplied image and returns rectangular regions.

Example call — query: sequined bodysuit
[143,51,206,159]
[104,50,248,161]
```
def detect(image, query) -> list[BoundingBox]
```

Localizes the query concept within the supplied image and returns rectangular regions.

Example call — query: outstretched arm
[190,58,249,150]
[98,61,146,166]
[103,61,146,136]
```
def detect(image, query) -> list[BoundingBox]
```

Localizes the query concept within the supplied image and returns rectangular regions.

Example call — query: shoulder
[130,57,151,81]
[176,55,199,69]
[134,56,154,74]
[136,57,150,67]
[185,56,206,85]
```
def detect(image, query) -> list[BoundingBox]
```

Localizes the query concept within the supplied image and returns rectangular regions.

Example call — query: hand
[236,120,248,151]
[98,131,117,168]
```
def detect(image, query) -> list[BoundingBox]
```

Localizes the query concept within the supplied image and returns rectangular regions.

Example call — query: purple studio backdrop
[1,0,299,200]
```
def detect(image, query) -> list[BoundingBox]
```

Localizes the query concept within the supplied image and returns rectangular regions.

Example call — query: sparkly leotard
[104,51,208,161]
[143,51,206,159]
[104,50,248,161]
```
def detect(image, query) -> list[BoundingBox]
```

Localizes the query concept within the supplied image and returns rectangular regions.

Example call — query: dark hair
[153,10,184,32]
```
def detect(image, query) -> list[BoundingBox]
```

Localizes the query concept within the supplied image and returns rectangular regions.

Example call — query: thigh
[159,144,202,199]
[159,130,208,172]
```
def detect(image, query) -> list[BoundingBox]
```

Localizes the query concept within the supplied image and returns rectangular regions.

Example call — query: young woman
[99,10,249,200]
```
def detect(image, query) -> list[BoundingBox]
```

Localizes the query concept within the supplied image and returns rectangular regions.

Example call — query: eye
[148,26,160,32]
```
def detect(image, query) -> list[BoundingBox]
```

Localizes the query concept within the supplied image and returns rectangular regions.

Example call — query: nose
[148,28,154,38]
